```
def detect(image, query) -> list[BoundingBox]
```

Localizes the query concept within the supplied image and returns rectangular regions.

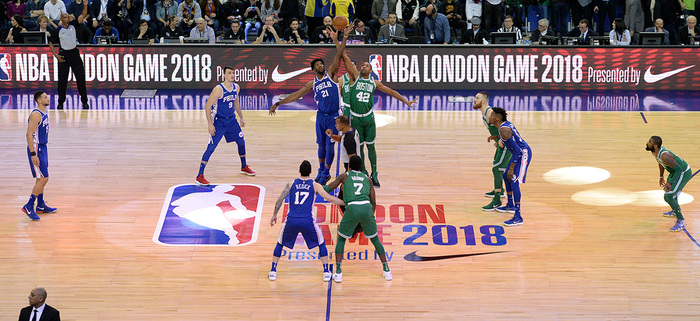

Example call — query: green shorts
[350,112,376,145]
[666,168,692,195]
[337,202,378,239]
[493,143,512,172]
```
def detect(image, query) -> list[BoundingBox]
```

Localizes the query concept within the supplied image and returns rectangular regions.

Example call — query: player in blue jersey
[195,66,255,185]
[488,107,532,227]
[268,160,345,281]
[22,91,58,221]
[269,23,354,185]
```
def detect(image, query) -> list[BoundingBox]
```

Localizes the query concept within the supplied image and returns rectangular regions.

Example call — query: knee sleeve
[273,242,284,258]
[318,242,328,257]
[237,139,246,156]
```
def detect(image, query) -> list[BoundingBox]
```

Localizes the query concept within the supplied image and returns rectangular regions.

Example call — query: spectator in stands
[530,18,552,43]
[444,0,466,39]
[497,15,522,41]
[397,0,420,35]
[423,3,450,43]
[43,0,65,28]
[114,0,134,41]
[503,0,523,29]
[243,0,262,42]
[549,0,565,35]
[132,18,156,43]
[66,0,85,17]
[570,0,593,31]
[609,18,630,45]
[24,0,47,30]
[377,12,405,41]
[178,0,201,32]
[278,0,300,30]
[304,0,327,36]
[132,0,157,34]
[199,0,220,31]
[348,18,377,42]
[623,0,643,41]
[593,0,615,36]
[370,0,397,35]
[311,15,334,43]
[220,18,245,42]
[652,0,682,44]
[221,0,244,29]
[92,18,119,42]
[8,0,27,27]
[566,18,594,44]
[643,18,670,45]
[189,16,215,42]
[331,0,355,22]
[261,0,280,28]
[156,0,178,32]
[460,15,486,43]
[282,17,307,43]
[253,14,282,42]
[90,0,118,33]
[677,15,699,44]
[66,0,94,43]
[463,0,480,29]
[159,14,183,38]
[6,14,27,43]
[482,0,501,32]
[34,14,51,40]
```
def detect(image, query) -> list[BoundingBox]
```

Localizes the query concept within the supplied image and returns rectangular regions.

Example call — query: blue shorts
[277,216,324,249]
[27,144,49,178]
[212,116,244,144]
[316,112,337,146]
[508,147,532,184]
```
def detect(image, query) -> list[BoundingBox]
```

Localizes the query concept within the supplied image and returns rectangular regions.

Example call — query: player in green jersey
[646,136,692,232]
[324,155,392,282]
[329,30,419,187]
[472,92,512,211]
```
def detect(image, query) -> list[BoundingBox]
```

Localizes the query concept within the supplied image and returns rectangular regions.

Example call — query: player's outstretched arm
[325,172,348,191]
[270,182,292,226]
[375,80,418,108]
[328,23,354,80]
[269,81,313,115]
[314,181,345,206]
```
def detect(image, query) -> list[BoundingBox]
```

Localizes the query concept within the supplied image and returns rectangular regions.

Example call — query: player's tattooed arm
[271,182,292,226]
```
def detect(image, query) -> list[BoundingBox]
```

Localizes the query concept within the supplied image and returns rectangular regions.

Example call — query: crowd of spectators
[1,0,698,44]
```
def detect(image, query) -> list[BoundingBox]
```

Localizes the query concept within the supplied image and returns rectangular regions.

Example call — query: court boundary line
[681,169,700,248]
[640,112,648,123]
[326,265,333,321]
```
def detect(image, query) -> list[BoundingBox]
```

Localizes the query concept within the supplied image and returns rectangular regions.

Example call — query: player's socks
[493,190,501,203]
[37,193,45,206]
[382,262,390,272]
[198,161,207,176]
[240,157,247,168]
[26,194,36,208]
[367,144,378,174]
[271,262,278,272]
[323,263,330,273]
[335,262,342,274]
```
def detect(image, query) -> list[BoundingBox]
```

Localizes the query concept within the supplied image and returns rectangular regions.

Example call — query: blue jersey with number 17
[288,178,315,218]
[313,73,341,115]
[213,83,238,119]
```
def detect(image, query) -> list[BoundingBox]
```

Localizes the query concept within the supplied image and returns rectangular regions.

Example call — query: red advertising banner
[1,45,698,91]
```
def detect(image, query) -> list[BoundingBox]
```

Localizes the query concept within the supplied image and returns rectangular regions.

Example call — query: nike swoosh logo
[403,250,508,262]
[643,65,694,83]
[271,66,311,82]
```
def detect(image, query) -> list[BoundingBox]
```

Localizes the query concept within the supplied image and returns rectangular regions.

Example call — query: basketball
[332,16,348,31]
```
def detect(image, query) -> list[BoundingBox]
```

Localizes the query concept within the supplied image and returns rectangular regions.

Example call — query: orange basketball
[332,16,348,31]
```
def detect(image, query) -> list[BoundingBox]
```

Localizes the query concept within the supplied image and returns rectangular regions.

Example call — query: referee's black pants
[57,48,88,105]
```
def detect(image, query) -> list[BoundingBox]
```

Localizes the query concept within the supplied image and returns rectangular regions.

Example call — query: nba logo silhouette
[0,54,11,81]
[369,54,382,81]
[154,184,266,246]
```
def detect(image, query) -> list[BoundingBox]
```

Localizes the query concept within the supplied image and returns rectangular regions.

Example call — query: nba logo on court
[0,54,11,81]
[153,184,266,246]
[369,54,382,81]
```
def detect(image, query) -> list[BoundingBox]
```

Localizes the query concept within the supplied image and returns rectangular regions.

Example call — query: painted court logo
[153,184,265,246]
[0,54,11,81]
[369,54,382,81]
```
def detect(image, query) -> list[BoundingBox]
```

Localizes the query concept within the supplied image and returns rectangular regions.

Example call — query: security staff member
[49,1,90,110]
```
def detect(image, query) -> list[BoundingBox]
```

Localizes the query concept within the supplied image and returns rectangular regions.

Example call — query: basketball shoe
[371,172,380,188]
[484,190,505,198]
[240,165,256,176]
[496,205,516,214]
[323,271,332,282]
[670,220,685,232]
[36,203,57,213]
[383,270,393,281]
[504,216,523,226]
[481,200,502,211]
[195,175,210,186]
[332,272,342,283]
[268,271,277,281]
[663,210,675,218]
[22,204,40,221]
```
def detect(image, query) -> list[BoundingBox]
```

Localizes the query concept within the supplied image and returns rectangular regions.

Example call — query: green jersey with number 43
[350,76,376,115]
[343,170,371,203]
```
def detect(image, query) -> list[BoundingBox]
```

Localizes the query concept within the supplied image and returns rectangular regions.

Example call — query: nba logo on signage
[0,54,11,81]
[369,54,382,81]
[153,184,266,246]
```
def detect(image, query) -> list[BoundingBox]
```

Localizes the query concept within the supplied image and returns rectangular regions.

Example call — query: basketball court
[1,88,699,320]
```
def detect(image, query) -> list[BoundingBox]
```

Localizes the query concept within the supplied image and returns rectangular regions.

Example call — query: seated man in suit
[349,19,376,43]
[677,15,699,45]
[460,16,487,44]
[643,18,670,45]
[376,13,405,42]
[531,18,553,44]
[19,287,60,321]
[566,18,595,44]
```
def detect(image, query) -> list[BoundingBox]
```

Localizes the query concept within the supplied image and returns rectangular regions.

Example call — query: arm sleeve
[503,136,523,164]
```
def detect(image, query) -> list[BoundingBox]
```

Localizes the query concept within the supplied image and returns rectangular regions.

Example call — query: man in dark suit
[18,287,60,321]
[566,18,596,44]
[643,18,670,45]
[349,19,377,43]
[376,13,406,42]
[460,16,487,44]
[677,15,699,45]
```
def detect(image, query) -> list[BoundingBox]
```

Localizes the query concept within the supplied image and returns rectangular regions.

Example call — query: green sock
[367,144,378,174]
[336,262,342,273]
[360,146,368,173]
[493,191,501,203]
[382,262,390,272]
